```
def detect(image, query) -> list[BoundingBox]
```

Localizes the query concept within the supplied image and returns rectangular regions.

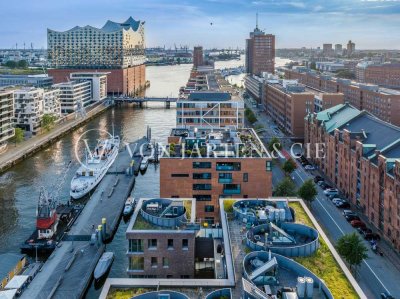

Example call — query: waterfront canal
[0,58,290,298]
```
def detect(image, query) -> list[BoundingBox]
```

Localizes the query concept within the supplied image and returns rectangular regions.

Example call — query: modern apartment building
[245,25,275,76]
[284,67,400,125]
[305,103,400,252]
[13,87,45,134]
[42,88,61,117]
[176,91,244,129]
[126,198,197,279]
[160,128,273,223]
[193,46,204,68]
[47,17,146,95]
[264,79,343,138]
[70,72,108,102]
[356,63,400,89]
[52,81,92,114]
[0,74,53,88]
[0,89,15,145]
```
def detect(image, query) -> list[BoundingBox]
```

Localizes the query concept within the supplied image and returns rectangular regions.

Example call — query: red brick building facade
[305,103,400,252]
[285,68,400,125]
[48,64,146,95]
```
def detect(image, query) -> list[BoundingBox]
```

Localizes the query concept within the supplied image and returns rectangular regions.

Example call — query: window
[205,217,215,224]
[166,275,173,278]
[148,239,157,249]
[129,239,144,252]
[182,239,189,249]
[243,173,248,182]
[181,275,190,279]
[163,257,170,267]
[216,162,241,171]
[193,194,212,201]
[193,162,211,169]
[193,184,212,190]
[171,173,189,177]
[266,161,272,171]
[193,173,212,179]
[151,257,158,268]
[205,205,214,212]
[218,173,232,183]
[167,239,174,249]
[129,257,144,270]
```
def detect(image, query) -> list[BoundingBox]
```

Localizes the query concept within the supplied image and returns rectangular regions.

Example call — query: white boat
[123,197,135,216]
[70,135,120,199]
[94,251,114,280]
[140,156,149,171]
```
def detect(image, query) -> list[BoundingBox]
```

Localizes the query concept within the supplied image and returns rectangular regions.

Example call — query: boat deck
[20,137,148,299]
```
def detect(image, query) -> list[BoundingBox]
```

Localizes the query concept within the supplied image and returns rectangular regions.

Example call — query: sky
[1,0,400,49]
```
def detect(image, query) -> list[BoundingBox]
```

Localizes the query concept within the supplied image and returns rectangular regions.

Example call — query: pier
[0,101,111,175]
[20,137,149,299]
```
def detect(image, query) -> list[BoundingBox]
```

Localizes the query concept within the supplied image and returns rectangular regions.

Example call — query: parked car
[381,292,395,299]
[321,183,333,190]
[345,214,360,222]
[350,220,366,228]
[365,233,381,241]
[357,227,372,235]
[343,209,353,216]
[304,165,316,170]
[314,176,324,183]
[332,198,343,205]
[336,201,350,209]
[324,188,339,196]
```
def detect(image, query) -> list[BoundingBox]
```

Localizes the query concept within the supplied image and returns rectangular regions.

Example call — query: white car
[332,198,343,204]
[304,165,315,170]
[324,188,339,196]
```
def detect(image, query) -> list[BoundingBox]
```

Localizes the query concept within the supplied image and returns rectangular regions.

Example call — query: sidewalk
[0,102,109,172]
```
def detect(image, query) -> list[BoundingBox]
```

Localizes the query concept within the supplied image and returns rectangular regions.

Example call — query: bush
[245,108,257,124]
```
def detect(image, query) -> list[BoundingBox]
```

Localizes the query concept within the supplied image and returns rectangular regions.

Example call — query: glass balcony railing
[223,188,241,195]
[218,178,232,184]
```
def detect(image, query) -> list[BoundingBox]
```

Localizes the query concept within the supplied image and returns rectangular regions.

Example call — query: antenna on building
[256,12,259,30]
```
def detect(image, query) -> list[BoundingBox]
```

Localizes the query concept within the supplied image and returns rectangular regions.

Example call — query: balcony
[223,184,241,195]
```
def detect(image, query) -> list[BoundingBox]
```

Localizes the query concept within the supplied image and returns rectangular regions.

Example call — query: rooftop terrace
[165,128,269,158]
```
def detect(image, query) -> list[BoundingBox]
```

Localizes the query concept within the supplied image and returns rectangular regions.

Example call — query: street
[243,94,400,298]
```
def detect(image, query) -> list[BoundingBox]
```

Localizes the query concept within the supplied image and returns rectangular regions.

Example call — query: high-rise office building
[347,40,356,56]
[334,44,343,55]
[47,17,146,95]
[322,44,333,56]
[245,15,275,75]
[193,46,204,68]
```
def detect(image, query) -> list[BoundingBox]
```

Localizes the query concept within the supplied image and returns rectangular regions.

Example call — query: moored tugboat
[20,188,82,255]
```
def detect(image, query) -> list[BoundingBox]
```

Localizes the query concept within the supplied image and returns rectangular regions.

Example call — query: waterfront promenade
[0,101,111,174]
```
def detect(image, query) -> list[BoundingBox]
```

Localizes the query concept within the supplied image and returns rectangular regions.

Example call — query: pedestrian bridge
[112,96,179,103]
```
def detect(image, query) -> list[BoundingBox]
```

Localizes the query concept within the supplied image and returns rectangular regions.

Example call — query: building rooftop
[186,91,231,102]
[48,17,144,33]
[165,127,269,158]
[128,198,197,231]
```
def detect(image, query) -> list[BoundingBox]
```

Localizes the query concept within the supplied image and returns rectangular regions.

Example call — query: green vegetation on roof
[290,202,359,299]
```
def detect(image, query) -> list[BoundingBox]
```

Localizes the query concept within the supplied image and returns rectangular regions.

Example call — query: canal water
[0,57,290,298]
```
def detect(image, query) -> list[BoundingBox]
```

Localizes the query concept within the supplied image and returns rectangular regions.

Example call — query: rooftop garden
[106,288,152,299]
[289,202,359,299]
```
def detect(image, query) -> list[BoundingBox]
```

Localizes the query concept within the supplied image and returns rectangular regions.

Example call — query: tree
[309,62,316,70]
[42,114,57,132]
[282,159,297,176]
[268,136,282,156]
[337,233,368,275]
[244,108,257,124]
[298,179,318,206]
[17,60,28,68]
[12,128,24,145]
[5,60,17,68]
[274,177,297,196]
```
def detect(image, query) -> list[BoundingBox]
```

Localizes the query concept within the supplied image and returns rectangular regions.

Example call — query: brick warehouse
[47,17,146,95]
[305,103,400,252]
[285,67,400,126]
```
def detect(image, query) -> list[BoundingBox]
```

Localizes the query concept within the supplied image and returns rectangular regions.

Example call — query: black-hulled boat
[21,188,82,255]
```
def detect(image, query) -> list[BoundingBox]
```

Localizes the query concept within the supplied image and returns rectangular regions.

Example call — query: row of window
[129,238,189,252]
[171,172,249,182]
